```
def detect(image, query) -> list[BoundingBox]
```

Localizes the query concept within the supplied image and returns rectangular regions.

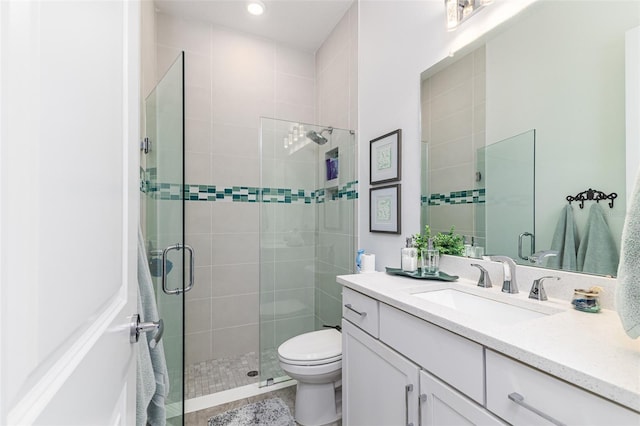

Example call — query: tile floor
[184,385,342,426]
[185,351,282,399]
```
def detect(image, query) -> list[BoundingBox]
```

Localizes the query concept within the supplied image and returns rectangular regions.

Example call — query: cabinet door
[420,371,505,426]
[343,319,420,426]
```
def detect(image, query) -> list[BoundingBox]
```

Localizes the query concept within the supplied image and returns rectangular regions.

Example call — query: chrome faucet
[528,250,558,265]
[529,276,560,301]
[470,264,492,288]
[489,256,518,294]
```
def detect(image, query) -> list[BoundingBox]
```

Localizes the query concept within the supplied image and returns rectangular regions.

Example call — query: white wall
[358,0,536,270]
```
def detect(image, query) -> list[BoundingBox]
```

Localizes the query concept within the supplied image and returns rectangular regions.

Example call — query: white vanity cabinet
[342,320,420,426]
[340,277,640,426]
[342,289,503,426]
[486,350,640,425]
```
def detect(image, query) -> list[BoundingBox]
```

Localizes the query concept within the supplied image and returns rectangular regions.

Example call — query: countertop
[337,271,640,413]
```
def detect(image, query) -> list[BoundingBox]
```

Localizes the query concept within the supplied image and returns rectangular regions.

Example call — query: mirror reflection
[420,0,640,277]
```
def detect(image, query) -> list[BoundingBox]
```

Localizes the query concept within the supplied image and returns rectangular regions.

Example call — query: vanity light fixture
[247,0,265,16]
[445,0,491,31]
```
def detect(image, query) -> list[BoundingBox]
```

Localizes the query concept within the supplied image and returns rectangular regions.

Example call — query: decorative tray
[385,267,459,281]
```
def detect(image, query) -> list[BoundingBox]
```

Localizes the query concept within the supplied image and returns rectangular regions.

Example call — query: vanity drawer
[342,287,379,338]
[486,350,640,425]
[379,303,484,404]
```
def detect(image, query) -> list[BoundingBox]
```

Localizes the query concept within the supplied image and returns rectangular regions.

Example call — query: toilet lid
[278,329,342,365]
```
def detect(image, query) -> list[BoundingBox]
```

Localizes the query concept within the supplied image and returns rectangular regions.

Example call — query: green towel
[138,227,170,425]
[616,172,640,338]
[546,205,579,271]
[577,203,618,276]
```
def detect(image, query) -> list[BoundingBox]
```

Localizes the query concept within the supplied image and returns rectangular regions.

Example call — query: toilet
[277,329,342,426]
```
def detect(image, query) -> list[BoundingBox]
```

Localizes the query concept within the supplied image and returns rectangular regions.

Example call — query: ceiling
[154,0,355,52]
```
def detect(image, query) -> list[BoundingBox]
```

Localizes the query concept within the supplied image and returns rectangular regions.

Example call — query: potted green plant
[413,225,464,257]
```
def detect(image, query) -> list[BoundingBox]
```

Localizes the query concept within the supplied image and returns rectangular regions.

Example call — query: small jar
[571,287,602,313]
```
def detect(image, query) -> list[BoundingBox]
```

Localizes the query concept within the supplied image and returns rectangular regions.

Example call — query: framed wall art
[370,184,401,234]
[370,129,401,185]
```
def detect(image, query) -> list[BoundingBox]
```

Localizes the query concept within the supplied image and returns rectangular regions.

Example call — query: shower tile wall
[156,13,317,365]
[314,2,359,329]
[421,46,486,240]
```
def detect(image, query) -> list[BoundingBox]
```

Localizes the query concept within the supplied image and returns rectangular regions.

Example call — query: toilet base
[294,381,340,426]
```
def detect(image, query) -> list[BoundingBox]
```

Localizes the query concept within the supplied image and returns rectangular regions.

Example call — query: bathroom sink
[413,288,555,324]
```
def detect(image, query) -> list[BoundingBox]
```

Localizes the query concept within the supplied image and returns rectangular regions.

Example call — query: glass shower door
[143,52,185,425]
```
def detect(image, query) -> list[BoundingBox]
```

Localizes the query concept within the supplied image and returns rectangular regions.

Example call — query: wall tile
[186,298,212,333]
[156,13,211,56]
[273,260,315,290]
[429,135,473,169]
[185,84,212,122]
[430,79,473,123]
[211,123,259,158]
[211,90,275,128]
[185,332,212,365]
[429,52,473,98]
[185,233,213,267]
[276,73,315,107]
[185,51,212,91]
[186,118,212,154]
[186,201,212,234]
[428,163,475,194]
[212,293,259,329]
[187,266,213,301]
[212,263,259,297]
[156,45,182,81]
[276,45,315,78]
[212,202,259,234]
[430,107,473,145]
[211,154,260,187]
[273,102,316,126]
[185,150,211,184]
[212,324,259,359]
[211,232,259,265]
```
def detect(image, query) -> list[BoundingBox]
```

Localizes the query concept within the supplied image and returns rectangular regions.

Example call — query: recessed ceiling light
[247,1,265,16]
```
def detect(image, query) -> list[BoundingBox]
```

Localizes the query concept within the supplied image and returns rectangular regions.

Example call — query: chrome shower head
[306,127,333,145]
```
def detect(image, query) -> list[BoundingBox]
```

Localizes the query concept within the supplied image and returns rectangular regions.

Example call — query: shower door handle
[161,243,195,295]
[518,232,534,260]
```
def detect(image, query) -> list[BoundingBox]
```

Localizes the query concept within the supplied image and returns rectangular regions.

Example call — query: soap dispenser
[401,237,418,272]
[421,238,439,276]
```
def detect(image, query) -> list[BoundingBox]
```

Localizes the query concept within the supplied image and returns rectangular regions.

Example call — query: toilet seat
[278,329,342,366]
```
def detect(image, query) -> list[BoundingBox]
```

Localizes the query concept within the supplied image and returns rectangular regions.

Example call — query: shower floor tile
[185,351,283,399]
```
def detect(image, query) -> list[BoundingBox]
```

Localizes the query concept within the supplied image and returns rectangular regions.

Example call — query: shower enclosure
[142,52,186,425]
[259,118,357,385]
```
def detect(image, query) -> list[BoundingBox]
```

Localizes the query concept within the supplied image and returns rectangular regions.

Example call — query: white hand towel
[616,173,640,338]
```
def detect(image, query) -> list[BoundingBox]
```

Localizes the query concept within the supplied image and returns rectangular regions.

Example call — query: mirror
[420,0,640,277]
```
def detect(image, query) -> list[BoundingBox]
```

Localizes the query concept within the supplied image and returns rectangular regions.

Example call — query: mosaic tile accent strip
[143,175,359,204]
[184,185,261,202]
[261,187,315,204]
[424,188,485,206]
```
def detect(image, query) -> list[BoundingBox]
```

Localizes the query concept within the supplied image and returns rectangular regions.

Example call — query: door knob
[129,314,164,348]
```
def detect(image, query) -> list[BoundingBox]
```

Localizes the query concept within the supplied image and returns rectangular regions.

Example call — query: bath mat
[207,397,295,426]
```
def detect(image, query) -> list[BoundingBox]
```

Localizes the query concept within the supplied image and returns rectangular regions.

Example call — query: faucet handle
[529,276,560,301]
[470,264,492,288]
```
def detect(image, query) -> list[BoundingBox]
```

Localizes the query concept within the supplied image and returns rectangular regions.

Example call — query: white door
[1,1,140,424]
